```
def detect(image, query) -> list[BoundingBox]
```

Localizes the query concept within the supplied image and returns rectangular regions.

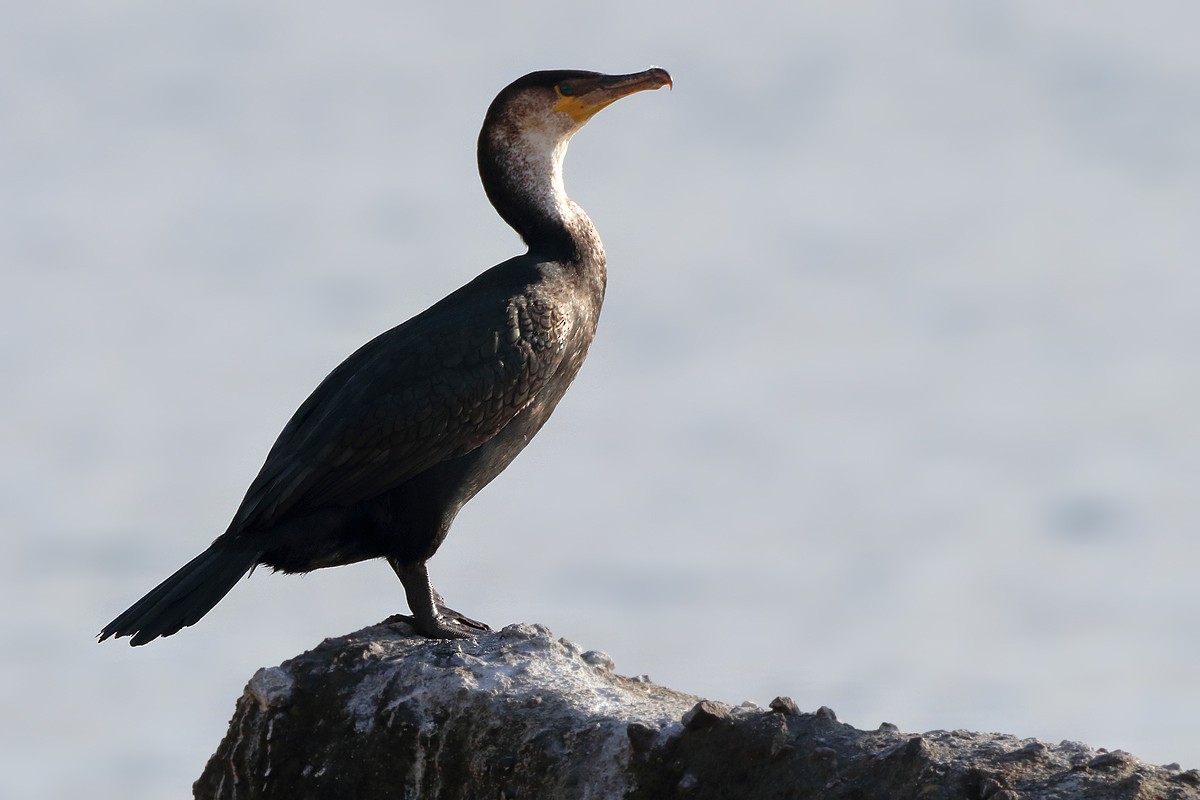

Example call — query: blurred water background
[4,2,1200,797]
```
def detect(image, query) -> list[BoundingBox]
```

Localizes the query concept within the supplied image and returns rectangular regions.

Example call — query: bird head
[480,68,672,176]
[477,67,671,252]
[484,68,673,142]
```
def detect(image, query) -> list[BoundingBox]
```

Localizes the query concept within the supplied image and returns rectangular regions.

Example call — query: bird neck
[478,125,605,268]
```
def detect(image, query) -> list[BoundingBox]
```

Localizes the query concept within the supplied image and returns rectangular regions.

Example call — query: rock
[194,621,1200,800]
[768,695,800,716]
[194,621,695,800]
[681,700,733,731]
[814,704,838,722]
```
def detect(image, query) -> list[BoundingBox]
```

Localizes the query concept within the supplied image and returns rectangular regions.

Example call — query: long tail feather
[99,545,258,646]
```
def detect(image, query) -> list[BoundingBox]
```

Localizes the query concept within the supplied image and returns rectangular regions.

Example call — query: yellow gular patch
[553,91,618,123]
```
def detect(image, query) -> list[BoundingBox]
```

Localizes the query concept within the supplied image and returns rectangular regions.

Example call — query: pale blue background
[4,2,1199,797]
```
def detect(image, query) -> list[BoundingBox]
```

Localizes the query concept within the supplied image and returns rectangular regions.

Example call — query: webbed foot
[434,603,490,634]
[384,609,487,639]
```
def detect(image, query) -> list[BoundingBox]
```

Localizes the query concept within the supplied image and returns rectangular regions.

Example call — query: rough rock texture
[195,621,1200,800]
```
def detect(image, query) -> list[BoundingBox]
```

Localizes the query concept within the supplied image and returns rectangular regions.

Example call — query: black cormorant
[99,67,672,645]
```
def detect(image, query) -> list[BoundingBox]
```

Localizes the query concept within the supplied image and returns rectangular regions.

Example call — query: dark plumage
[99,68,672,645]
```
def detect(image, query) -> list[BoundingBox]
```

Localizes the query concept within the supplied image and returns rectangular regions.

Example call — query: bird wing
[229,279,572,533]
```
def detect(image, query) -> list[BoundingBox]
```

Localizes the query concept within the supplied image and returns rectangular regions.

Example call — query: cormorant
[99,67,672,645]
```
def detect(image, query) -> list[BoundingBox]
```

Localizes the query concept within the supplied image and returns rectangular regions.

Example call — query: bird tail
[98,544,259,646]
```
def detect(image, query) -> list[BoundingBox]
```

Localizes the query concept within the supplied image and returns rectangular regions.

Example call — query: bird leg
[388,558,490,639]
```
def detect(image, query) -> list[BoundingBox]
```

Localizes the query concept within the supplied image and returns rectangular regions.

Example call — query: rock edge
[194,621,1200,800]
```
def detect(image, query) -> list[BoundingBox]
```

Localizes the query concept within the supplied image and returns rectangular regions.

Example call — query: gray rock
[195,621,695,799]
[195,620,1200,799]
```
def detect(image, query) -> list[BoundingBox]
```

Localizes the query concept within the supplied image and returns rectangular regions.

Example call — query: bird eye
[558,82,575,97]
